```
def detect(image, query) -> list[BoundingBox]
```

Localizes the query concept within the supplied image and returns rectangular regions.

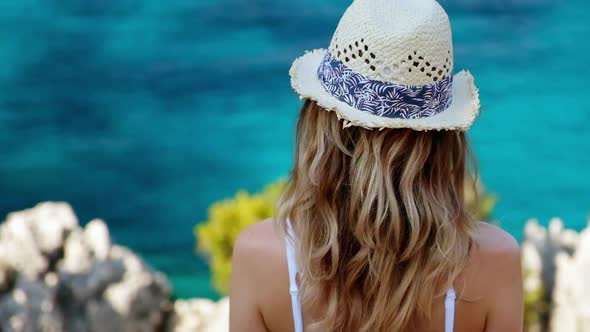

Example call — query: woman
[230,0,523,331]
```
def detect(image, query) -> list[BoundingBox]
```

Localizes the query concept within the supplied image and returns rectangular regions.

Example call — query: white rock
[102,245,172,331]
[13,288,27,305]
[31,202,78,255]
[8,202,78,255]
[110,245,145,273]
[167,297,229,332]
[85,298,125,332]
[551,220,590,332]
[85,260,126,293]
[524,274,542,295]
[0,202,175,332]
[9,315,25,330]
[205,297,229,332]
[61,229,92,273]
[522,242,542,274]
[0,277,64,332]
[0,212,48,278]
[0,251,15,291]
[44,272,59,288]
[84,219,111,260]
[522,218,579,300]
[551,253,579,332]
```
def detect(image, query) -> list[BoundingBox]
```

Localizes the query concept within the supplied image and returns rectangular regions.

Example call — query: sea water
[0,0,588,298]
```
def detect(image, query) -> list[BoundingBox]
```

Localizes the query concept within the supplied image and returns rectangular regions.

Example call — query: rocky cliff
[0,202,227,332]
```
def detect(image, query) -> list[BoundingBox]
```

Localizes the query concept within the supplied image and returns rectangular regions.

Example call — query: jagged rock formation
[522,218,589,332]
[551,221,590,332]
[0,202,227,332]
[166,298,229,332]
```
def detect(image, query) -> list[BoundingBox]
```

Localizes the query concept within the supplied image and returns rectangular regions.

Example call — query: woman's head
[277,100,477,331]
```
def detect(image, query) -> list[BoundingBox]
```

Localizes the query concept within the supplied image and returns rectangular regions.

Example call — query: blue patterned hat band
[316,52,454,119]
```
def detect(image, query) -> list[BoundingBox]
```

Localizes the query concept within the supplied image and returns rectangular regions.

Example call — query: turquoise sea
[0,0,589,299]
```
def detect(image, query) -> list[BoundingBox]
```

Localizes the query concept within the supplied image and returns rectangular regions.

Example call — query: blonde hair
[277,100,477,332]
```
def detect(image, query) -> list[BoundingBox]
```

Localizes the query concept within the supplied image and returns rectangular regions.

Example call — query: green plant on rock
[522,271,548,330]
[196,177,496,294]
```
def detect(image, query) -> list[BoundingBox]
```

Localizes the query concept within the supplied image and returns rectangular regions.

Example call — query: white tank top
[285,234,456,332]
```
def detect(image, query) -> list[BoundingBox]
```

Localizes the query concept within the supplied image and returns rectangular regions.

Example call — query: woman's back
[230,219,522,332]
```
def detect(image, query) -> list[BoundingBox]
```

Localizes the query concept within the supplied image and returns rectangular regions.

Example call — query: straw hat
[289,0,480,131]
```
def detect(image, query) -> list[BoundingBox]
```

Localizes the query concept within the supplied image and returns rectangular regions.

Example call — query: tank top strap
[445,287,456,332]
[285,223,304,332]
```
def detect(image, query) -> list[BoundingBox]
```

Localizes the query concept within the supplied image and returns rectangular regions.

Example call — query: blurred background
[0,0,588,301]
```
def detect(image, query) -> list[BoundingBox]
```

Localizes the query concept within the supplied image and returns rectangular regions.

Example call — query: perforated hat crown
[289,0,480,131]
[330,0,453,85]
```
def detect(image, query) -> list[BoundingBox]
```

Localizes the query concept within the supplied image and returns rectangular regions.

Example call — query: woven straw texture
[289,0,480,131]
[329,0,453,85]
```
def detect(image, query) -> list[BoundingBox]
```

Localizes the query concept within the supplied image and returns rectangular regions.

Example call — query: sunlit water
[0,0,588,298]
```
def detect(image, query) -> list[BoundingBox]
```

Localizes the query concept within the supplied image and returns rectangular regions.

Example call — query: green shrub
[196,177,496,294]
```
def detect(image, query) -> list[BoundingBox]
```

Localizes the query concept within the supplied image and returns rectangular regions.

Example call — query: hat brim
[289,49,480,131]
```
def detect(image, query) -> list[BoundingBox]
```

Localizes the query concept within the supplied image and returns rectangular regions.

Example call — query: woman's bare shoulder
[230,220,293,331]
[234,218,284,254]
[471,221,520,258]
[465,221,522,294]
[232,219,287,280]
[468,222,524,330]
